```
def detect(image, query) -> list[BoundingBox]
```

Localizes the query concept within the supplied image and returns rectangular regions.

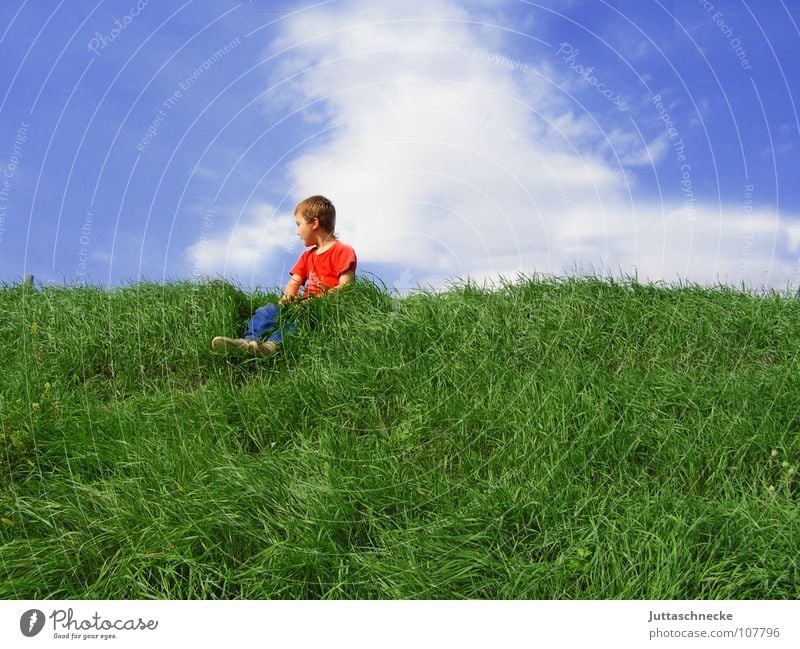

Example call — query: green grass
[1,276,799,599]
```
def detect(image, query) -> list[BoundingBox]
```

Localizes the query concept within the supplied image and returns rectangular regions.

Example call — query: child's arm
[279,270,354,304]
[279,274,303,304]
[321,270,355,294]
[336,270,355,288]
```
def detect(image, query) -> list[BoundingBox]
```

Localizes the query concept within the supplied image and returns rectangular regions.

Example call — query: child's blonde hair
[295,195,336,234]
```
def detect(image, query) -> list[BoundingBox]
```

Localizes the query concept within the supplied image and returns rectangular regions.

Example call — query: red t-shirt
[290,240,357,296]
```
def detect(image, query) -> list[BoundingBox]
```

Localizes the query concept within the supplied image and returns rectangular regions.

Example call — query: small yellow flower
[782,460,790,469]
[44,382,52,392]
[771,449,779,458]
[30,322,39,336]
[31,402,40,411]
[768,485,776,493]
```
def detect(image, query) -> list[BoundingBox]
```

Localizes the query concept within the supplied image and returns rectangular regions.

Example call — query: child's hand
[280,294,307,308]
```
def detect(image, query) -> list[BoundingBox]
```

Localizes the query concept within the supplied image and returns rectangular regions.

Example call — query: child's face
[295,212,317,246]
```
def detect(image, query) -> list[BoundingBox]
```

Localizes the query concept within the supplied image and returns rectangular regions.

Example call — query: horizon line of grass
[5,269,800,299]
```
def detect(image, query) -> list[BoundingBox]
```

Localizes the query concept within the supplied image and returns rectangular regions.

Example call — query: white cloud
[551,204,796,290]
[187,201,296,278]
[602,128,670,167]
[188,0,799,292]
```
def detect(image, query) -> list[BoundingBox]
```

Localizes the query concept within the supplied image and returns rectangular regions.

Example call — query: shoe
[249,340,277,357]
[211,336,276,357]
[212,336,246,352]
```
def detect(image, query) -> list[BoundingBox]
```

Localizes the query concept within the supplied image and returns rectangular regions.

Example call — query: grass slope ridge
[1,277,798,599]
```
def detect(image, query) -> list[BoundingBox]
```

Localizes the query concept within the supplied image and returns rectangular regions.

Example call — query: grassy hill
[1,277,798,599]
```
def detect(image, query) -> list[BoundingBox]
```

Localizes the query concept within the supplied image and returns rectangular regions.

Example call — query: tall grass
[1,276,798,598]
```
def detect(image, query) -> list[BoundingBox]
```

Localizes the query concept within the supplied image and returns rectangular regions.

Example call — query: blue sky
[1,0,798,293]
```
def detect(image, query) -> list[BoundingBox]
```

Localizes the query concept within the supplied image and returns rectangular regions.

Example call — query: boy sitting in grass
[212,195,357,356]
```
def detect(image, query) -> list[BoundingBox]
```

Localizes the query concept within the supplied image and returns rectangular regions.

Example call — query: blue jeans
[242,303,296,344]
